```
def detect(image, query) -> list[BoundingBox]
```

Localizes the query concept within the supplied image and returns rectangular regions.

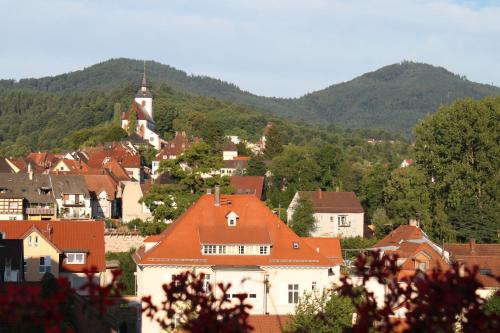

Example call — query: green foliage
[371,208,395,239]
[285,291,354,333]
[63,123,127,150]
[246,157,267,176]
[236,142,250,156]
[264,125,283,159]
[127,108,137,134]
[105,250,136,295]
[126,218,168,236]
[340,236,378,260]
[290,195,316,237]
[138,145,158,167]
[141,185,199,222]
[359,164,390,217]
[414,97,500,243]
[484,295,500,315]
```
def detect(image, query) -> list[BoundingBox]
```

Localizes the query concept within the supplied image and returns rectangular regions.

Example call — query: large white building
[133,190,343,332]
[121,64,162,150]
[287,190,365,238]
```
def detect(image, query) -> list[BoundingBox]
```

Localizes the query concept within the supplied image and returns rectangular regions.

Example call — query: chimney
[214,185,220,207]
[335,186,340,192]
[206,188,212,194]
[409,219,420,227]
[469,239,476,253]
[28,163,33,181]
[318,188,322,199]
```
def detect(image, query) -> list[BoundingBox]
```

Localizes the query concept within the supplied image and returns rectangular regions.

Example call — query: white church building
[121,63,163,150]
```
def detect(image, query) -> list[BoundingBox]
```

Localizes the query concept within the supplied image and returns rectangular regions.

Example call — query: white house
[133,189,343,333]
[51,175,92,219]
[287,190,365,238]
[121,181,152,223]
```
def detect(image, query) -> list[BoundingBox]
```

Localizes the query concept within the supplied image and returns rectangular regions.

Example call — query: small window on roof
[293,242,299,249]
[226,211,239,227]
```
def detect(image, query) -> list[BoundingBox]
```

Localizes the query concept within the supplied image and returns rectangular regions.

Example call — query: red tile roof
[0,220,105,272]
[83,174,118,200]
[298,191,364,214]
[198,225,271,245]
[134,195,340,267]
[445,241,500,287]
[248,315,290,333]
[303,237,343,265]
[373,225,424,248]
[230,176,265,199]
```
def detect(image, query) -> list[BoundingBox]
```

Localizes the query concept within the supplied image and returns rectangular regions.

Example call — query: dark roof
[123,133,150,146]
[0,173,56,204]
[297,191,364,214]
[50,174,90,198]
[230,176,265,199]
[0,158,14,173]
[223,159,249,169]
[222,141,237,152]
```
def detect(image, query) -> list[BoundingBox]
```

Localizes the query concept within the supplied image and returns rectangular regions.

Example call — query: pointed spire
[142,60,147,88]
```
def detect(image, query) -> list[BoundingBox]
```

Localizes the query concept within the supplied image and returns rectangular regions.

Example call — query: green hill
[1,58,498,134]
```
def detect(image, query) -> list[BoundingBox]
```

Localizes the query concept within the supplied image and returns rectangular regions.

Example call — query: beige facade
[23,230,60,281]
[121,181,152,222]
[136,265,341,333]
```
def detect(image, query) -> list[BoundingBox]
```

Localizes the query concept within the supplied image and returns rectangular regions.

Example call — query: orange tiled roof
[83,174,118,200]
[298,191,364,214]
[134,194,340,267]
[373,225,424,248]
[303,237,343,265]
[0,220,106,272]
[248,315,290,333]
[230,176,265,199]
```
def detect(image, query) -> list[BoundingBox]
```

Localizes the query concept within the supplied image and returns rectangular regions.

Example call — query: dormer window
[66,253,86,264]
[293,242,299,249]
[226,211,239,227]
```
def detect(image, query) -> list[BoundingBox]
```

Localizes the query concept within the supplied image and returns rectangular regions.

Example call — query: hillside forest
[0,75,498,244]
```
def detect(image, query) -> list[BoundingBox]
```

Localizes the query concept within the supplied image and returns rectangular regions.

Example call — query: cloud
[0,0,498,97]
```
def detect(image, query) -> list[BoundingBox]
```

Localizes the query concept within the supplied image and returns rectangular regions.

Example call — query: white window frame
[288,284,299,304]
[28,235,39,248]
[259,246,268,255]
[238,245,245,254]
[218,245,226,254]
[66,252,86,264]
[338,215,350,227]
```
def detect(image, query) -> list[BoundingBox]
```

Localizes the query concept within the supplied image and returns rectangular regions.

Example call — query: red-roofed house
[83,174,119,218]
[151,131,200,177]
[287,190,365,238]
[445,239,500,297]
[133,189,343,333]
[230,176,265,200]
[0,220,106,290]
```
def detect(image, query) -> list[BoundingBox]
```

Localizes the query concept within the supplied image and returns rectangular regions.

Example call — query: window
[415,261,428,271]
[9,217,16,220]
[480,268,492,276]
[330,216,334,222]
[66,253,85,264]
[218,245,226,254]
[259,246,268,255]
[28,235,39,248]
[0,232,4,239]
[293,242,299,249]
[228,218,236,226]
[23,256,27,273]
[288,284,299,304]
[238,246,245,254]
[248,294,257,299]
[203,245,217,254]
[203,274,211,293]
[9,202,18,209]
[39,256,51,274]
[312,281,316,290]
[338,215,350,227]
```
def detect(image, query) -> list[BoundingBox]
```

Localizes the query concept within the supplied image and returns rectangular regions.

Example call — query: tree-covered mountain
[1,58,498,134]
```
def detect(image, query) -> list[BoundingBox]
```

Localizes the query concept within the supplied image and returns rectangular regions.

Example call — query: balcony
[26,207,55,216]
[62,201,85,207]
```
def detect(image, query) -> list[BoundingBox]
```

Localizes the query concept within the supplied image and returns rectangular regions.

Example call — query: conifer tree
[127,109,137,135]
[264,125,283,159]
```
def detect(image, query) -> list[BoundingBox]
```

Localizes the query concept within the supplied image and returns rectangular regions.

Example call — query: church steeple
[141,60,147,90]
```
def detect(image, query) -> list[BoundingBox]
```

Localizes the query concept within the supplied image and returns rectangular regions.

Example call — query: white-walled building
[287,190,365,238]
[121,64,163,150]
[133,191,343,333]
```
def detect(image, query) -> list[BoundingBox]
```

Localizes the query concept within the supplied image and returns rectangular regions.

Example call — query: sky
[1,0,499,97]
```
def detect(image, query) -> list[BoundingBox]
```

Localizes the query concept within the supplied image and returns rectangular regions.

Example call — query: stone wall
[105,232,145,253]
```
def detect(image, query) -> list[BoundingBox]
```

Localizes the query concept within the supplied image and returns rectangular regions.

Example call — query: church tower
[134,61,154,121]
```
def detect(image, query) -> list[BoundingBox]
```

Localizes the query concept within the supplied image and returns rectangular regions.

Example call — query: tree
[127,109,137,135]
[138,145,158,167]
[290,195,316,236]
[236,142,250,156]
[246,157,267,176]
[371,207,394,239]
[113,102,122,123]
[271,145,322,190]
[414,97,499,242]
[285,291,354,333]
[359,164,391,217]
[264,124,283,159]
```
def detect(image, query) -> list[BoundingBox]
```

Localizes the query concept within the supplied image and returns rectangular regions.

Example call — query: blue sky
[1,0,499,97]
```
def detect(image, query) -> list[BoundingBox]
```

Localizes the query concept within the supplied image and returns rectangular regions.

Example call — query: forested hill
[1,59,499,134]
